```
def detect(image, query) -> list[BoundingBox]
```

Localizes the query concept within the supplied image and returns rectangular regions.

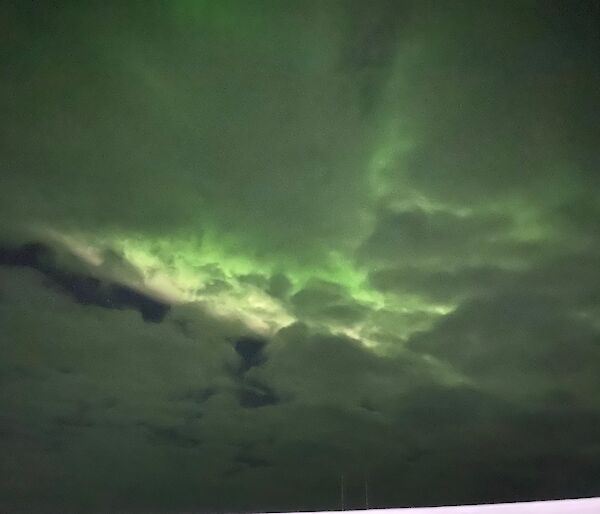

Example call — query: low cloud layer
[1,1,600,512]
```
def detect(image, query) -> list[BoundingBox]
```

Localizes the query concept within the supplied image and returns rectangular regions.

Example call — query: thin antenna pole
[365,476,369,510]
[340,473,345,511]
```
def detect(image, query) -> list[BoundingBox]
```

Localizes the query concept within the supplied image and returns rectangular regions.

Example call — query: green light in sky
[49,227,453,345]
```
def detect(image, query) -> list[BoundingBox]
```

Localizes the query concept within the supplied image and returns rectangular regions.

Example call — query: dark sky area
[1,1,600,512]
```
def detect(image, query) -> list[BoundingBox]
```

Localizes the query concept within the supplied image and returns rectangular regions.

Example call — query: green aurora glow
[1,1,600,511]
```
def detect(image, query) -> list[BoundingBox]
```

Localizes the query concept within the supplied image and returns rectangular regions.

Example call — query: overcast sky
[1,1,600,512]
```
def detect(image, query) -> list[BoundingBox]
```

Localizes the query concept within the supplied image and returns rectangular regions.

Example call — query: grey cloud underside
[3,266,600,512]
[290,280,370,325]
[0,241,170,322]
[232,336,281,408]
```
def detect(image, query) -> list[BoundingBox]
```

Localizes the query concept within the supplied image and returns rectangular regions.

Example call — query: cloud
[3,265,600,510]
[2,1,600,511]
[408,287,600,405]
[1,240,170,322]
[358,207,514,268]
[369,264,511,302]
[1,1,377,265]
[233,336,268,375]
[289,280,370,325]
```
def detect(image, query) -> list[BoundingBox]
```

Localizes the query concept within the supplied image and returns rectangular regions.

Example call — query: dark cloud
[0,0,376,263]
[234,453,270,469]
[53,400,95,429]
[409,289,600,404]
[0,241,50,267]
[2,263,600,510]
[358,207,513,267]
[139,422,203,449]
[178,386,218,405]
[369,263,510,302]
[255,322,434,412]
[290,280,369,325]
[237,382,281,409]
[234,336,267,374]
[228,336,281,408]
[375,1,600,208]
[0,241,170,322]
[266,272,292,300]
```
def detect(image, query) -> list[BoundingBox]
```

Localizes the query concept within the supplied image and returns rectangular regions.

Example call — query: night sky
[1,1,600,512]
